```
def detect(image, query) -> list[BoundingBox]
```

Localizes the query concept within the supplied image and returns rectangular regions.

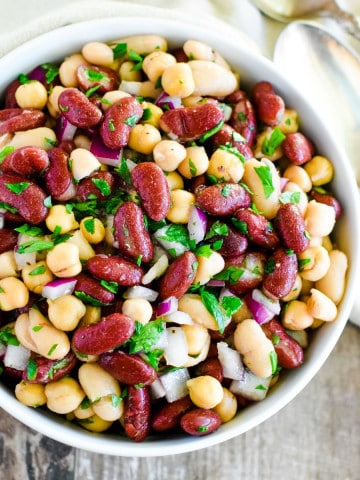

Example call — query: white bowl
[0,13,359,457]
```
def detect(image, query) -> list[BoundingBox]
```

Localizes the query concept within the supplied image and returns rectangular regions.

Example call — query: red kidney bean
[262,248,298,299]
[275,202,310,254]
[229,95,257,145]
[0,108,46,135]
[0,173,48,224]
[87,254,143,286]
[100,96,143,149]
[196,182,251,216]
[72,313,135,355]
[254,92,285,126]
[22,352,78,384]
[44,147,77,201]
[225,251,266,295]
[217,226,248,258]
[158,251,197,300]
[180,408,221,436]
[152,396,193,432]
[124,385,151,442]
[76,171,115,202]
[282,132,314,165]
[159,102,224,142]
[4,80,21,108]
[58,88,102,128]
[77,65,118,94]
[113,201,153,263]
[100,351,157,386]
[310,189,342,220]
[193,358,224,383]
[131,162,171,221]
[1,146,49,176]
[0,228,18,254]
[261,319,304,368]
[211,123,254,159]
[252,81,275,100]
[234,208,279,249]
[74,272,115,305]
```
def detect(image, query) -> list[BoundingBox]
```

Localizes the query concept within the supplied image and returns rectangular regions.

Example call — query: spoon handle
[323,0,360,41]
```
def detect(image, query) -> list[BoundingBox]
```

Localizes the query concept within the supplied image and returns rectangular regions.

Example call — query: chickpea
[212,387,237,423]
[315,249,348,305]
[165,171,184,191]
[65,229,95,261]
[153,140,187,172]
[119,79,161,99]
[298,245,331,282]
[282,300,314,330]
[59,53,88,87]
[45,377,85,414]
[80,305,102,326]
[178,294,220,331]
[234,319,275,378]
[283,165,312,192]
[282,182,308,216]
[304,155,334,185]
[21,260,54,294]
[73,402,95,420]
[119,61,142,82]
[28,307,71,360]
[140,101,163,128]
[73,133,91,150]
[15,381,47,408]
[77,414,113,433]
[47,294,86,331]
[0,251,18,278]
[9,127,57,150]
[15,80,48,110]
[161,62,195,98]
[183,40,230,68]
[186,375,224,409]
[189,60,238,97]
[46,204,79,234]
[69,148,101,181]
[101,90,131,111]
[47,85,66,118]
[306,288,337,322]
[122,298,153,325]
[304,200,336,238]
[166,189,195,224]
[142,51,176,83]
[177,145,209,179]
[14,313,39,352]
[128,123,161,154]
[111,34,167,55]
[281,274,302,302]
[278,108,299,134]
[46,242,82,278]
[254,127,284,161]
[0,277,29,311]
[207,147,245,183]
[182,324,209,356]
[82,41,114,67]
[193,250,225,286]
[80,216,106,244]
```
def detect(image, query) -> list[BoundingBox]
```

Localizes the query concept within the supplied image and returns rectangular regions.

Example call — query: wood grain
[0,323,358,480]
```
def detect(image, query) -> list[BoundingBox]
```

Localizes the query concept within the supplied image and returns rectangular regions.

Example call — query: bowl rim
[0,14,359,457]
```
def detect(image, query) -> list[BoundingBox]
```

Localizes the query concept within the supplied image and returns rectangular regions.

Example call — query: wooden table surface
[1,322,358,480]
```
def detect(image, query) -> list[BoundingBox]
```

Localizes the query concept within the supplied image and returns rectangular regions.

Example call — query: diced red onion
[42,278,77,300]
[280,177,289,191]
[90,134,122,167]
[142,254,168,285]
[149,377,166,400]
[187,206,207,244]
[155,91,182,110]
[159,367,190,403]
[55,114,77,142]
[252,288,281,315]
[3,344,31,372]
[230,369,271,401]
[13,245,36,270]
[156,296,178,317]
[245,292,275,325]
[217,341,244,380]
[165,310,193,325]
[207,279,226,287]
[149,327,168,351]
[0,343,6,359]
[123,285,159,302]
[0,212,4,229]
[163,327,188,367]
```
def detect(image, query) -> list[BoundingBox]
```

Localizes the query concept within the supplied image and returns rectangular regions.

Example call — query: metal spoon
[251,0,360,40]
[273,20,360,185]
